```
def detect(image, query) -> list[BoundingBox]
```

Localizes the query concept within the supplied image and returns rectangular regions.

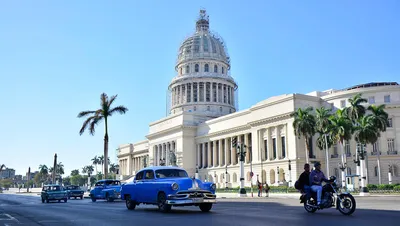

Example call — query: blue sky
[0,1,399,176]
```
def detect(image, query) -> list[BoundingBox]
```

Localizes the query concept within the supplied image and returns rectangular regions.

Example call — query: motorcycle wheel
[337,194,356,215]
[304,199,317,213]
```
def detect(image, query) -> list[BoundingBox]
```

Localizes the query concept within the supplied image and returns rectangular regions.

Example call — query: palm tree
[91,156,100,175]
[315,106,333,177]
[38,164,49,175]
[354,115,379,192]
[109,163,118,174]
[291,107,316,164]
[78,93,128,179]
[346,93,368,122]
[329,109,353,187]
[49,162,65,177]
[367,104,389,184]
[82,165,95,186]
[71,169,80,176]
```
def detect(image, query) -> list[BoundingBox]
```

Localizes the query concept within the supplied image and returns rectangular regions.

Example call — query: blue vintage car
[90,179,121,202]
[120,166,217,212]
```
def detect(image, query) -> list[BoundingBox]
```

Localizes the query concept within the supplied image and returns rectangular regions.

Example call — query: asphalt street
[0,194,399,226]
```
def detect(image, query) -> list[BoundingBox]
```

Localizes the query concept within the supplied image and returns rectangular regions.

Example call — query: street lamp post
[225,164,228,190]
[277,166,280,185]
[195,164,199,179]
[338,162,347,189]
[235,141,247,197]
[249,145,253,197]
[358,144,369,196]
[354,144,361,189]
[388,164,393,185]
[324,134,330,178]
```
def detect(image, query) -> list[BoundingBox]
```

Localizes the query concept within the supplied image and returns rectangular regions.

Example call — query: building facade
[0,168,16,179]
[118,11,400,187]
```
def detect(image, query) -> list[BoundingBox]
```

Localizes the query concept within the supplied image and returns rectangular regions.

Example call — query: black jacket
[298,171,310,189]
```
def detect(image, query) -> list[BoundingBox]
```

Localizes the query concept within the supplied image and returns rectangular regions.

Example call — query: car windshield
[43,186,62,191]
[66,186,79,190]
[155,169,188,178]
[105,181,120,186]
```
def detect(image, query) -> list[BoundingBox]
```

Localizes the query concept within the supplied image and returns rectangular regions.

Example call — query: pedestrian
[264,183,270,197]
[257,179,262,197]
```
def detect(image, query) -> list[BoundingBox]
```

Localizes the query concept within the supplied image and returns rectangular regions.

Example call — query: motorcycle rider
[296,163,311,203]
[309,162,329,207]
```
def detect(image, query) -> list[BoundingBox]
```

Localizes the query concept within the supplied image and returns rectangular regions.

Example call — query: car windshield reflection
[155,169,188,178]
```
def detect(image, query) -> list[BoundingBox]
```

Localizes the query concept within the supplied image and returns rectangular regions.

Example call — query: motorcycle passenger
[296,163,311,203]
[309,162,329,207]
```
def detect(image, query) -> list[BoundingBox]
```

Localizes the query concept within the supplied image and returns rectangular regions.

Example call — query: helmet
[314,162,321,167]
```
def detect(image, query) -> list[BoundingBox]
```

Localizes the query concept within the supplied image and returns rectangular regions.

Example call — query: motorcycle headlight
[210,183,216,191]
[171,183,179,191]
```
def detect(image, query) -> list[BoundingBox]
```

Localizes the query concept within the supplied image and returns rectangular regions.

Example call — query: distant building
[0,168,16,179]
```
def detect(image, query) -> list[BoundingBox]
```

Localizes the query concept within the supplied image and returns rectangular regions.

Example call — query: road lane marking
[0,214,20,224]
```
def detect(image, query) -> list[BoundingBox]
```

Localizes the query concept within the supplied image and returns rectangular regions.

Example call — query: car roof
[97,179,120,182]
[139,166,185,171]
[44,184,61,187]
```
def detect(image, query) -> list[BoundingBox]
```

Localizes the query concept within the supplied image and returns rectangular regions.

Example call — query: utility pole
[27,167,31,193]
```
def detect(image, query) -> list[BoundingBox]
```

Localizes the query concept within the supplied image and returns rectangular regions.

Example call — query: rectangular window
[387,118,393,127]
[384,95,391,103]
[340,100,346,108]
[187,83,191,103]
[264,140,268,161]
[281,136,286,158]
[206,82,210,102]
[212,83,217,102]
[387,139,395,152]
[373,142,379,152]
[333,145,338,155]
[193,83,198,102]
[272,138,277,159]
[368,96,375,104]
[199,82,204,102]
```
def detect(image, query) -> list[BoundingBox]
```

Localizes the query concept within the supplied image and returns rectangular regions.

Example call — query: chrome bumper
[166,198,216,205]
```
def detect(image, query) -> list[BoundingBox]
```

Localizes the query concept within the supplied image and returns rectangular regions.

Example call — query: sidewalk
[216,192,299,199]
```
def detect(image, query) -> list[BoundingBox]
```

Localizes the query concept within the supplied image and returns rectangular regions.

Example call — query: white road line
[0,214,20,224]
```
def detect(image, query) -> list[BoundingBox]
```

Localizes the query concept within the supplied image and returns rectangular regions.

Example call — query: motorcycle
[300,176,356,215]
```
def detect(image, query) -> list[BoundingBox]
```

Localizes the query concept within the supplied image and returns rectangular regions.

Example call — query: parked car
[120,166,217,212]
[64,185,84,199]
[90,179,122,202]
[41,184,68,203]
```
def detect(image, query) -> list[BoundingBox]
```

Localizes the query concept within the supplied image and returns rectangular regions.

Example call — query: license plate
[193,198,203,202]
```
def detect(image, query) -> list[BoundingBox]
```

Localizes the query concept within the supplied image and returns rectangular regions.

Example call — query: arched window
[185,65,189,73]
[195,64,199,72]
[393,165,398,177]
[204,64,209,72]
[180,67,182,75]
[222,67,225,74]
[214,65,218,73]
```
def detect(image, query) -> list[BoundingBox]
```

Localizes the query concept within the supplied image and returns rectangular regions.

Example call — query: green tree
[71,169,80,177]
[109,163,118,174]
[291,107,316,163]
[78,93,128,179]
[91,156,100,175]
[0,179,12,189]
[315,106,334,177]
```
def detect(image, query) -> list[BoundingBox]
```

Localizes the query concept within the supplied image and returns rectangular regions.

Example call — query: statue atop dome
[196,9,209,32]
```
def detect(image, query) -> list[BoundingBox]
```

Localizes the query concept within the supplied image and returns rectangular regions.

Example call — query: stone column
[225,138,230,166]
[212,140,217,166]
[197,83,200,102]
[276,127,281,159]
[181,84,184,104]
[202,143,206,168]
[190,83,194,103]
[245,133,250,163]
[204,82,207,102]
[210,82,214,102]
[219,139,224,166]
[197,143,201,167]
[231,87,234,107]
[208,142,212,167]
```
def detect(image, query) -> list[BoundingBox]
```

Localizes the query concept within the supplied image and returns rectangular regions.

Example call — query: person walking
[264,182,270,197]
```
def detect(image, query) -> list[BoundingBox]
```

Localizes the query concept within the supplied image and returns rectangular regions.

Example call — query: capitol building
[117,10,400,188]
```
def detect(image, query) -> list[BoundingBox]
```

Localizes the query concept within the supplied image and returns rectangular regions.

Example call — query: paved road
[0,194,399,226]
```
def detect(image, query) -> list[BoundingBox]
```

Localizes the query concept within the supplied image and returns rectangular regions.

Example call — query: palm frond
[107,95,118,109]
[77,110,97,118]
[79,115,98,135]
[109,105,128,116]
[89,116,104,135]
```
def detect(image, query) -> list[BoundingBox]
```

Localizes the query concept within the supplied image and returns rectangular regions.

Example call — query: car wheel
[90,194,96,202]
[106,193,114,202]
[64,199,67,203]
[46,198,49,203]
[199,203,213,212]
[80,196,83,200]
[157,192,171,213]
[125,197,136,210]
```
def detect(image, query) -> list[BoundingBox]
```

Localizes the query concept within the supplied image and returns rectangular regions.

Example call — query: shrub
[394,185,400,191]
[367,184,377,189]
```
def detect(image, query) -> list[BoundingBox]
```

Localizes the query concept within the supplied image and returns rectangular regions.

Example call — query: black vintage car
[64,185,84,199]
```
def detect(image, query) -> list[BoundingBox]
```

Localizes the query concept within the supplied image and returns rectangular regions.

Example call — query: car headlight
[171,183,179,191]
[210,183,216,191]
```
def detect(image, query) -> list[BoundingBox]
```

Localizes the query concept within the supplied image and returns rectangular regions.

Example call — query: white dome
[176,11,230,69]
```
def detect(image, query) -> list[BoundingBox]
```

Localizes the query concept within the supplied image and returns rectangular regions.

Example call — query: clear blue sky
[1,1,399,176]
